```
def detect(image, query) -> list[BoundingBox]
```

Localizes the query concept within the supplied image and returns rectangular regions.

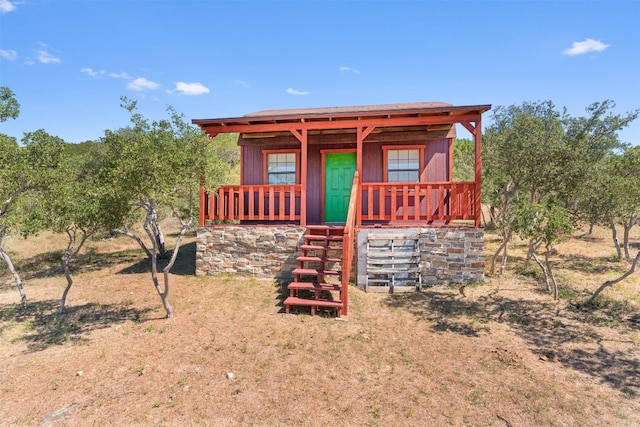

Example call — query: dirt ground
[0,225,639,426]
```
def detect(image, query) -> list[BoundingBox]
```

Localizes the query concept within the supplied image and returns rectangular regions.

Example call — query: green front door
[324,152,357,223]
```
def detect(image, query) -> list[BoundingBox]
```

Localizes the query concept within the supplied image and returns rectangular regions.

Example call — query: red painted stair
[284,225,346,316]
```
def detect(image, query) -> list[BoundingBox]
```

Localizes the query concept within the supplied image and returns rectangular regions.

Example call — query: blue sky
[1,0,639,145]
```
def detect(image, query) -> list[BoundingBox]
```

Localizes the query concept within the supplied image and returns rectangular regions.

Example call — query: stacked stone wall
[197,226,484,286]
[356,227,484,286]
[196,226,305,279]
[418,228,485,285]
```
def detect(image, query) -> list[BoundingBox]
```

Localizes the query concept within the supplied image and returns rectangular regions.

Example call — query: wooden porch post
[199,183,205,227]
[290,128,308,226]
[357,126,375,227]
[474,116,482,228]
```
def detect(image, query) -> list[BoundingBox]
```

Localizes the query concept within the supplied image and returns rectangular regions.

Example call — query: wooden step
[305,225,345,232]
[304,234,344,242]
[292,268,341,277]
[296,255,342,264]
[300,244,343,252]
[288,282,341,292]
[284,296,343,316]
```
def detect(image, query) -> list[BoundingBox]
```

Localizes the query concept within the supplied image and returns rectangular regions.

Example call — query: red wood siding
[239,131,449,224]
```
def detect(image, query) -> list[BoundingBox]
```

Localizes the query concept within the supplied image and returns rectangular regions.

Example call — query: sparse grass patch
[0,224,639,426]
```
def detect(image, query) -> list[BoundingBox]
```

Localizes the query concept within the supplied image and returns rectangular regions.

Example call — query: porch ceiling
[192,102,492,136]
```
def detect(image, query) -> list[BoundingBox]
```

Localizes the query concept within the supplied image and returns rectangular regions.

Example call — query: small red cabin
[193,102,490,316]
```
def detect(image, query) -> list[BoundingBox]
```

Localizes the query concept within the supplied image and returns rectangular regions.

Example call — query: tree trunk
[113,227,153,259]
[59,250,74,315]
[531,251,552,293]
[489,229,511,276]
[622,214,637,261]
[143,205,168,259]
[58,228,90,315]
[0,243,27,308]
[144,214,173,318]
[544,247,559,301]
[610,222,622,261]
[500,237,509,276]
[160,215,193,318]
[590,251,640,302]
[151,218,167,259]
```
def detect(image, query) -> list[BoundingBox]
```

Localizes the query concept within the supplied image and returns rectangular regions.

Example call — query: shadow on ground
[0,299,154,353]
[117,241,196,276]
[5,241,196,283]
[384,287,640,397]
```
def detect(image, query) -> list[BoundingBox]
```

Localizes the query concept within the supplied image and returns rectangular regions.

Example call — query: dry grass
[0,223,639,426]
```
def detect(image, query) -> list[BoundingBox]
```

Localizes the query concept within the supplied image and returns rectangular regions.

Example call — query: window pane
[267,152,296,184]
[387,149,420,182]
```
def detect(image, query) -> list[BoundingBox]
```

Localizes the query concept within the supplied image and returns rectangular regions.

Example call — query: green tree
[483,100,566,275]
[0,130,65,307]
[483,100,638,297]
[100,98,229,318]
[452,138,475,182]
[512,201,572,300]
[0,87,20,122]
[28,143,129,314]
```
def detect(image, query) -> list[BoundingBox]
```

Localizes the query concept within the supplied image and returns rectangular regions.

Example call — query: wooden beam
[461,121,476,135]
[200,114,482,136]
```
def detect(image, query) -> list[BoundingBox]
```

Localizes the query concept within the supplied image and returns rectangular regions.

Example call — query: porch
[199,180,477,227]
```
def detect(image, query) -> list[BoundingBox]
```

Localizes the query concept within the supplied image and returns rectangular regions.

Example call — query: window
[386,148,420,182]
[266,152,297,184]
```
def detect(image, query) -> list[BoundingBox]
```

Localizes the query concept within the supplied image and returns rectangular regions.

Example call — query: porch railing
[340,171,360,316]
[359,181,476,223]
[200,184,302,223]
[199,181,476,226]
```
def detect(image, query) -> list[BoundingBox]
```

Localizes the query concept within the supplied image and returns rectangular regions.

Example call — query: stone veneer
[356,227,484,286]
[196,225,484,286]
[196,226,305,279]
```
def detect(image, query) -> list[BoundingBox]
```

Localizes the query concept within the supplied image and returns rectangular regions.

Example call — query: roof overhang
[192,102,492,137]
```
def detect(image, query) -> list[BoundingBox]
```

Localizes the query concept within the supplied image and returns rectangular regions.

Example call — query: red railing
[359,181,476,223]
[340,171,360,316]
[199,181,476,226]
[201,184,302,223]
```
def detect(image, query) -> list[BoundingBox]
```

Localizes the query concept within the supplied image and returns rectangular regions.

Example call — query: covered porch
[194,102,491,229]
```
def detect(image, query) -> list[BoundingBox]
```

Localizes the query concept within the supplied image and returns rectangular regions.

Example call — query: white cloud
[286,88,309,96]
[34,44,61,64]
[339,65,360,74]
[0,49,17,60]
[174,81,210,96]
[0,0,16,13]
[127,77,160,91]
[563,38,611,56]
[108,72,131,79]
[81,67,105,78]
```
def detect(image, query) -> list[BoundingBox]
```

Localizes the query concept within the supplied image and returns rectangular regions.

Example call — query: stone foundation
[196,225,484,286]
[357,227,484,286]
[196,226,305,279]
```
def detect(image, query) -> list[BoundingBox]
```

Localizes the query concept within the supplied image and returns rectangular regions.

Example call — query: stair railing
[341,171,360,316]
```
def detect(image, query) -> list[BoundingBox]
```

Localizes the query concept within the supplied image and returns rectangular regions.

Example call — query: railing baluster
[414,184,421,220]
[402,184,409,220]
[258,187,265,220]
[275,187,282,220]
